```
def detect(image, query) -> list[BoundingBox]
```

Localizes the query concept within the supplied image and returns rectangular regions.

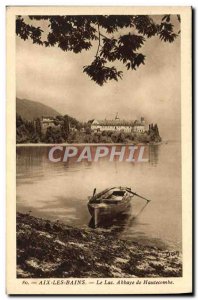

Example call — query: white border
[1,1,195,299]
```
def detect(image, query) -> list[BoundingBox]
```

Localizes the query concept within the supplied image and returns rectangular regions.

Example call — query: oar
[126,188,151,203]
[93,188,96,197]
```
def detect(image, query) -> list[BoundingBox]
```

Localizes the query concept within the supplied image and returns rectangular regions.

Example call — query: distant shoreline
[17,212,182,278]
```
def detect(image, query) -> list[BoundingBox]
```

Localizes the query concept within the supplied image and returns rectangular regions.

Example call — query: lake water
[16,142,182,250]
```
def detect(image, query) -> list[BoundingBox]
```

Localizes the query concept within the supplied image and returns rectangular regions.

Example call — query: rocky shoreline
[17,212,182,278]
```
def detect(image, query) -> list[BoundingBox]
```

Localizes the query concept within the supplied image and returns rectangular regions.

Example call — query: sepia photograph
[6,6,192,294]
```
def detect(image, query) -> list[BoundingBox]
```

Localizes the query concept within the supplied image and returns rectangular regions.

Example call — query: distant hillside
[16,98,61,121]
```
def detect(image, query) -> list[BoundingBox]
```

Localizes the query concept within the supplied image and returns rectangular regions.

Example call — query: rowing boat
[88,187,151,227]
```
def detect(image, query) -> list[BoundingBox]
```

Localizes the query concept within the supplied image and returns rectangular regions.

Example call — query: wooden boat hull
[87,187,135,226]
[87,186,150,227]
[88,200,131,227]
[88,199,131,217]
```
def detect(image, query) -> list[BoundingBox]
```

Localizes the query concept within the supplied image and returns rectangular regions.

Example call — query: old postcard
[7,6,192,294]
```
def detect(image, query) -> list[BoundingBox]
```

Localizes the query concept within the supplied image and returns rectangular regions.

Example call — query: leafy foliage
[16,114,161,144]
[16,14,180,85]
[83,57,122,85]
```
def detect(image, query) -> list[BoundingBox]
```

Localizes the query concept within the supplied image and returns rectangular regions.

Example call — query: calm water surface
[16,142,181,250]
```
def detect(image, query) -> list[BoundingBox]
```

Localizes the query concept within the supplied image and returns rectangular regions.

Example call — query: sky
[16,16,181,140]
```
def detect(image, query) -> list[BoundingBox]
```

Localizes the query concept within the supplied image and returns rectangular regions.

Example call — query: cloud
[16,21,181,140]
